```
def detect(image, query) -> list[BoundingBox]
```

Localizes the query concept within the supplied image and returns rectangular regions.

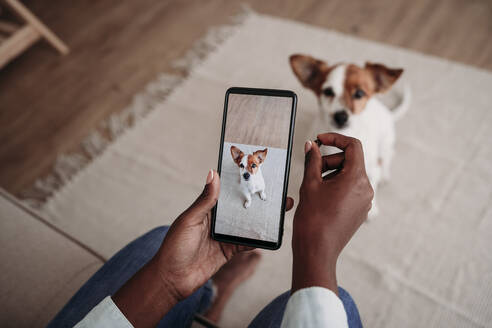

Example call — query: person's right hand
[291,133,374,295]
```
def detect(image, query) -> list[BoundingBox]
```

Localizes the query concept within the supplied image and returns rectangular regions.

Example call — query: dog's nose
[333,110,348,128]
[243,172,250,180]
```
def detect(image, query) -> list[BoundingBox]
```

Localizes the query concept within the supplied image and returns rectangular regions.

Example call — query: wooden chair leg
[4,0,69,55]
[0,20,20,34]
[0,24,39,67]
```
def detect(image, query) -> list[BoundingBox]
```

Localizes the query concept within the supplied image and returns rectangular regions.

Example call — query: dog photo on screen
[215,94,291,242]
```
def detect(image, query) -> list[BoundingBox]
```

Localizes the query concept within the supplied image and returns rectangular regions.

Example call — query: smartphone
[211,87,297,250]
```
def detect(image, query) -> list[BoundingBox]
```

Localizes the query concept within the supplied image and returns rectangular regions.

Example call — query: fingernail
[304,140,312,154]
[206,169,213,184]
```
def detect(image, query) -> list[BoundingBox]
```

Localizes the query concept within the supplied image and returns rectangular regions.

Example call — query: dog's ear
[289,54,329,96]
[254,148,268,164]
[230,146,244,166]
[365,62,403,93]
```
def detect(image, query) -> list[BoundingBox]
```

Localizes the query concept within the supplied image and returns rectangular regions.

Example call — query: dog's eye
[252,163,257,168]
[239,164,244,168]
[353,89,365,99]
[323,87,335,97]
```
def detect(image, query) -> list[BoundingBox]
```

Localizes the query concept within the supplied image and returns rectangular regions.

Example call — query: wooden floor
[1,0,491,197]
[225,94,293,149]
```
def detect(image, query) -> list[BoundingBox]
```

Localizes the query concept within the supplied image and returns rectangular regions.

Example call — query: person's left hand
[114,169,293,327]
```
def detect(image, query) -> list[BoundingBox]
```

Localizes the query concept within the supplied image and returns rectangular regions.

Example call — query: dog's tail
[391,84,411,121]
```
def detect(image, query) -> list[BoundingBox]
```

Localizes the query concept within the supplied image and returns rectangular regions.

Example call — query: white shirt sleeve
[74,296,134,328]
[75,288,347,328]
[280,287,348,328]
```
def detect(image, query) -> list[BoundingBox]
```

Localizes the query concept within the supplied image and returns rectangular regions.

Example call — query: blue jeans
[48,226,362,328]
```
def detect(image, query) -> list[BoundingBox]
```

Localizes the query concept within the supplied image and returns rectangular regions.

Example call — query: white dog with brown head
[230,145,268,208]
[290,54,410,217]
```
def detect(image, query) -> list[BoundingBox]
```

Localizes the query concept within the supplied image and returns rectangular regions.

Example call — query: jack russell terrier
[230,145,268,208]
[290,54,410,217]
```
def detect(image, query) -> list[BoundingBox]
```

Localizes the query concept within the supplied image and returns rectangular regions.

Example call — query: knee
[338,287,353,301]
[130,226,169,252]
[338,287,359,312]
[136,226,170,247]
[148,226,170,238]
[337,287,362,326]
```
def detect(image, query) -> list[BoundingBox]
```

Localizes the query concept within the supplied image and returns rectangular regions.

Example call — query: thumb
[303,140,322,183]
[188,169,220,217]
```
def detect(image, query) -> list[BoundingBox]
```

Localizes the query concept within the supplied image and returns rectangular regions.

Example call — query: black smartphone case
[211,87,297,250]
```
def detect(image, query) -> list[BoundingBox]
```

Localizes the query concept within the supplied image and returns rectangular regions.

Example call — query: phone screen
[212,88,296,249]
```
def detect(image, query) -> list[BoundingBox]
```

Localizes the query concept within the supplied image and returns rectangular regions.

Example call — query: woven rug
[30,10,492,327]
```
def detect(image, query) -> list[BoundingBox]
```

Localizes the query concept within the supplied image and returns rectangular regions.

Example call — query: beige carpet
[35,11,492,327]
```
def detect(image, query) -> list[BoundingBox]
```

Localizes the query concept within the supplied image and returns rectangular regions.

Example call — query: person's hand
[114,170,294,327]
[153,169,293,298]
[291,133,373,295]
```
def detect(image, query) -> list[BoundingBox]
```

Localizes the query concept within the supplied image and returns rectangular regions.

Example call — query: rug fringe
[21,6,252,208]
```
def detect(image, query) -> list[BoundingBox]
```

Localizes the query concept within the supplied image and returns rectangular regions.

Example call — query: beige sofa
[0,189,103,327]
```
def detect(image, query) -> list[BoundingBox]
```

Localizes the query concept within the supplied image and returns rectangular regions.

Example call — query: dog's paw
[244,199,251,208]
[259,191,267,201]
